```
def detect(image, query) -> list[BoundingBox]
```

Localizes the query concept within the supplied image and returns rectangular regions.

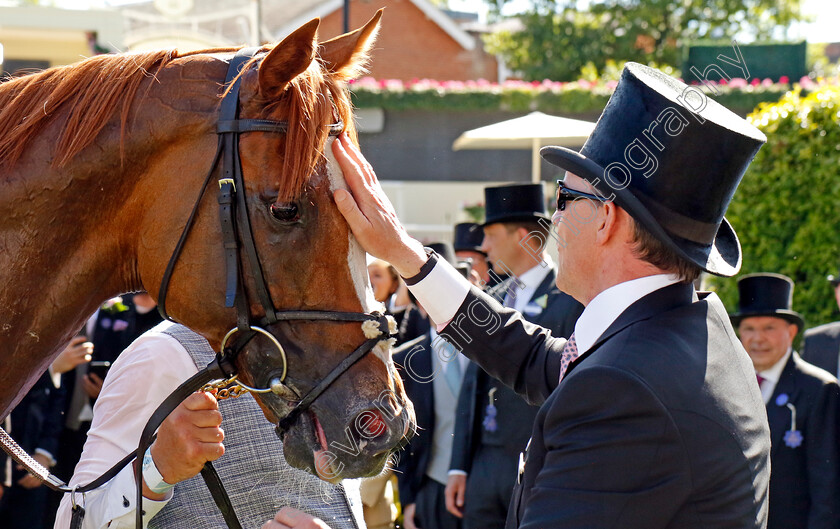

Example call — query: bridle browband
[0,47,399,529]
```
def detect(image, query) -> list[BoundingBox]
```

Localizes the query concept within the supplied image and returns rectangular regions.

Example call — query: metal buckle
[221,325,287,383]
[70,485,85,510]
[218,178,235,192]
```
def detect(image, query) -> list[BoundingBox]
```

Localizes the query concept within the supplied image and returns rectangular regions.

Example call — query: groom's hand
[331,134,427,277]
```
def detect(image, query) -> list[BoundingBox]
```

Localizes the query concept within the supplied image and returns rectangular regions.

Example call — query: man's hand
[445,473,467,518]
[262,506,332,529]
[143,392,224,499]
[82,373,104,398]
[16,453,52,489]
[403,502,419,529]
[331,134,427,277]
[52,336,93,375]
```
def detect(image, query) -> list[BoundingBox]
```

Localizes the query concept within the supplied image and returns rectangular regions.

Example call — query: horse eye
[270,203,300,223]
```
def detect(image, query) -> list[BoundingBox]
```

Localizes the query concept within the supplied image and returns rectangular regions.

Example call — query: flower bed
[349,76,823,114]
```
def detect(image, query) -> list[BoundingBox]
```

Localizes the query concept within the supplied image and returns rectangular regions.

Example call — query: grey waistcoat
[150,324,364,529]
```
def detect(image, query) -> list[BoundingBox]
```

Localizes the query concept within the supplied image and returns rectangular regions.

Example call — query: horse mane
[0,50,181,169]
[0,44,359,202]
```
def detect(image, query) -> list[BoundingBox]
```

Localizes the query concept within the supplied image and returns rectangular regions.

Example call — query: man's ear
[594,200,620,246]
[788,323,799,342]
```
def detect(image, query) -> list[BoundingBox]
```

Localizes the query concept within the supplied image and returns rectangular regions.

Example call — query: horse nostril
[355,408,389,441]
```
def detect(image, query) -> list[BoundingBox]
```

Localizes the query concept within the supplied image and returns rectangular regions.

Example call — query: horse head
[141,12,414,481]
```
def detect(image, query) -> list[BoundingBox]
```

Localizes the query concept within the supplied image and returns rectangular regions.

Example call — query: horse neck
[0,58,222,416]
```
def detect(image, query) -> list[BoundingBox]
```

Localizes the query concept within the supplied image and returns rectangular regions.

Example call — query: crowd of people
[2,62,839,529]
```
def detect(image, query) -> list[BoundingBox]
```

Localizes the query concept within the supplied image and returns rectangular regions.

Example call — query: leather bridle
[155,46,393,433]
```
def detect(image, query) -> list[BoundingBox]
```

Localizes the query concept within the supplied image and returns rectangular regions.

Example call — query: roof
[274,0,475,50]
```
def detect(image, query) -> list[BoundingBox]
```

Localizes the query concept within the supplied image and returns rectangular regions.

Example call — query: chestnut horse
[0,12,413,479]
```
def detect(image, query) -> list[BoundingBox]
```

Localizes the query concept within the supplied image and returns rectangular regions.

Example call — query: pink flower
[779,76,789,84]
[799,76,815,89]
[751,78,761,86]
[729,78,748,88]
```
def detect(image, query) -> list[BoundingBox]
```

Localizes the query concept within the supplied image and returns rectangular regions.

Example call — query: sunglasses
[555,180,609,211]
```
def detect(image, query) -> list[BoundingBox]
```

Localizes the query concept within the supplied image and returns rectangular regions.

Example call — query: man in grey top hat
[330,61,771,528]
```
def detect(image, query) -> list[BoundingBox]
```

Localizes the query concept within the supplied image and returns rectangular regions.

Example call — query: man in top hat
[393,242,471,529]
[332,62,772,527]
[453,223,490,286]
[444,184,582,529]
[731,273,840,529]
[802,269,840,377]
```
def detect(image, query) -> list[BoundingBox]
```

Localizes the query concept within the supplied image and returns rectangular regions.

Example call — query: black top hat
[427,242,471,279]
[482,184,550,227]
[540,63,766,277]
[453,223,486,254]
[730,273,804,330]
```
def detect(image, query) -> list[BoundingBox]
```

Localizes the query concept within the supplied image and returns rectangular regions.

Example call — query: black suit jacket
[393,334,469,506]
[802,321,840,377]
[764,353,840,529]
[450,270,582,472]
[441,282,770,529]
[0,373,65,483]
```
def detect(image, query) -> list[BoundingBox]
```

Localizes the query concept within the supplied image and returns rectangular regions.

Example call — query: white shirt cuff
[87,463,172,529]
[447,469,468,477]
[405,258,470,329]
[34,448,56,468]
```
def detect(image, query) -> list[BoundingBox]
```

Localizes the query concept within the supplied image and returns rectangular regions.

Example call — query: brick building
[278,0,499,82]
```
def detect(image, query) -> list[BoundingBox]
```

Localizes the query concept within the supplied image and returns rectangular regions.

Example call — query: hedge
[706,80,840,330]
[349,76,799,114]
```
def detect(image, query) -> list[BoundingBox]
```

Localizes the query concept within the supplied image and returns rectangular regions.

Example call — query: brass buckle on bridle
[201,325,289,400]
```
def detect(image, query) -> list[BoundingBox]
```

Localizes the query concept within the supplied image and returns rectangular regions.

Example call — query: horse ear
[258,18,320,100]
[318,9,382,81]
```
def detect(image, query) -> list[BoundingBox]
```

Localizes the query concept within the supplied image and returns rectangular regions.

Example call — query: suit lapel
[530,268,556,302]
[565,282,695,377]
[521,268,557,323]
[766,355,800,457]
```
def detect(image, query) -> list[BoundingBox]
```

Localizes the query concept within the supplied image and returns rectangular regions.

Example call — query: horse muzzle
[271,385,416,481]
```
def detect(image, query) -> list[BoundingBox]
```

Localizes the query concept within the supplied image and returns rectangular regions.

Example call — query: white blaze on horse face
[324,139,391,362]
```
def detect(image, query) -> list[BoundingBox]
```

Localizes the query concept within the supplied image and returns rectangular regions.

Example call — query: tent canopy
[452,111,596,182]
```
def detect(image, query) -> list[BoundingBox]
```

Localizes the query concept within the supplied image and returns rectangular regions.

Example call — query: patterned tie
[558,333,580,384]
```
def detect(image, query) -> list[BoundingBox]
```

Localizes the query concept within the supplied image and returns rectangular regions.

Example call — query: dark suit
[441,282,770,528]
[0,372,65,528]
[764,353,840,529]
[394,334,466,529]
[802,321,840,377]
[450,269,582,529]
